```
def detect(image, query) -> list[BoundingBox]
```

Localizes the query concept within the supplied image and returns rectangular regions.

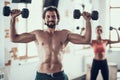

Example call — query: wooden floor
[73,72,120,80]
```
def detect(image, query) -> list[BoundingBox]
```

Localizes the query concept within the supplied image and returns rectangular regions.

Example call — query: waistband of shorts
[37,71,64,77]
[93,58,107,62]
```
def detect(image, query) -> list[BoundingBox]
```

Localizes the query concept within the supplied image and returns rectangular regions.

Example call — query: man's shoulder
[32,29,43,32]
[60,29,71,33]
[56,29,70,35]
[55,29,70,36]
[30,29,44,34]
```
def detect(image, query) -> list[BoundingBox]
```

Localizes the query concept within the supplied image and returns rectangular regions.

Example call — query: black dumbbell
[118,27,120,31]
[109,26,117,30]
[73,9,99,20]
[109,26,113,30]
[3,6,29,18]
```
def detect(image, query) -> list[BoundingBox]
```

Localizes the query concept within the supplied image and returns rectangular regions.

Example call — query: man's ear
[43,20,46,25]
[57,20,59,25]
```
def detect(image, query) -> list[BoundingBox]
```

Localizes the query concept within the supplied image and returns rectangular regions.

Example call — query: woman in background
[90,25,120,80]
[81,25,120,80]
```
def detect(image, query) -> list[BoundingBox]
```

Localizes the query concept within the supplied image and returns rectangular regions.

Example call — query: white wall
[8,58,39,80]
[0,0,5,67]
[107,50,120,70]
[0,0,43,80]
[91,0,110,39]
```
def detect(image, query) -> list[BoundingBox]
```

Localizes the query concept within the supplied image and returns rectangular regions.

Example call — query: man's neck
[46,28,56,34]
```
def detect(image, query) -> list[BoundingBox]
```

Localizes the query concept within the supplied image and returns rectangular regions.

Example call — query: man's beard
[45,21,56,28]
[46,23,56,28]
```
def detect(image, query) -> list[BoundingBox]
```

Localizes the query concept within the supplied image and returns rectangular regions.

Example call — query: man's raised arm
[67,11,91,44]
[10,9,35,43]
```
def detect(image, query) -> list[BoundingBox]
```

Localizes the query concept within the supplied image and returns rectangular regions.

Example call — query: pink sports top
[92,40,107,54]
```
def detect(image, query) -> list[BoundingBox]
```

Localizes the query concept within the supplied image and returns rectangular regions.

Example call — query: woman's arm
[108,28,120,44]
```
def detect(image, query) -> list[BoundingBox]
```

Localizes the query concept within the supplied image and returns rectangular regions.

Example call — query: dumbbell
[110,26,120,31]
[73,9,99,20]
[3,6,29,18]
[109,26,113,30]
[118,27,120,31]
[109,26,118,30]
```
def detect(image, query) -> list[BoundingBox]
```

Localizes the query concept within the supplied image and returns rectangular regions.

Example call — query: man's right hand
[11,9,21,18]
[82,11,91,22]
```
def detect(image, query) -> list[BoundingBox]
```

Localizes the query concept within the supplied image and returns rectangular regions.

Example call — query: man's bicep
[67,33,85,44]
[13,33,36,43]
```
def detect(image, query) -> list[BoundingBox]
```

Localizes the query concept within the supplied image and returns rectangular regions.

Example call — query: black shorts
[35,71,68,80]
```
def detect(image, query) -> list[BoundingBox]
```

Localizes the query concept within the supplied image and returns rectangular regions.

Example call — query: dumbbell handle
[82,11,98,20]
[11,8,28,12]
[11,9,21,14]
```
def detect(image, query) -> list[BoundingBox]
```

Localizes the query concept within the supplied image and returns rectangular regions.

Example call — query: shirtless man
[10,6,91,80]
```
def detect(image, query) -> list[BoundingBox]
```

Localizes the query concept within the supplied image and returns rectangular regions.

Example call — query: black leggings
[90,59,109,80]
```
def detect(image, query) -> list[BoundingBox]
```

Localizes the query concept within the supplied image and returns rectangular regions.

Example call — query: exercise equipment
[110,26,120,31]
[73,9,99,20]
[3,6,29,18]
[110,26,113,30]
[12,0,32,3]
[118,27,120,30]
[109,26,117,30]
[3,0,31,18]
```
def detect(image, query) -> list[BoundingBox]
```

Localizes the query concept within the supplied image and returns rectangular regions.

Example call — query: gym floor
[73,71,120,80]
[117,72,120,80]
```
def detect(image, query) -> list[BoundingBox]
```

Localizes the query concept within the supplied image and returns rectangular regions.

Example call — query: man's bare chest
[36,33,67,48]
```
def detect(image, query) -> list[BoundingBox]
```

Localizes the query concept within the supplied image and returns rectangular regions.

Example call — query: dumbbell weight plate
[91,11,99,20]
[3,6,11,16]
[21,8,29,18]
[118,27,120,31]
[110,26,113,30]
[73,9,81,19]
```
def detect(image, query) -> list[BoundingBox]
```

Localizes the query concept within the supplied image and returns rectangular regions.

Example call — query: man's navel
[41,42,44,45]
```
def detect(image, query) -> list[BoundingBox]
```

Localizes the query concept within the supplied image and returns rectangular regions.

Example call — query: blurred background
[0,0,120,80]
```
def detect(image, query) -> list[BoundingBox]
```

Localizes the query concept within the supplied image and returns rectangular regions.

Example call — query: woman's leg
[90,59,100,80]
[101,59,109,80]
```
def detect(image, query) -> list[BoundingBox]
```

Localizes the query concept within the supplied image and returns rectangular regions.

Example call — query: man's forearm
[116,29,120,41]
[10,17,18,42]
[85,21,91,42]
